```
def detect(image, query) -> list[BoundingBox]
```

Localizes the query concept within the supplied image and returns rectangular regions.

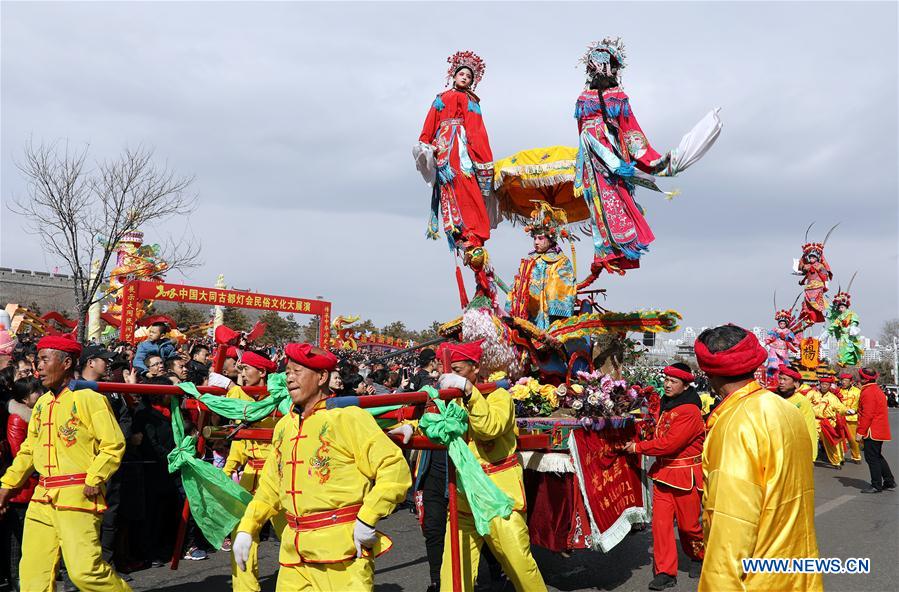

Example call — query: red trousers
[652,482,704,576]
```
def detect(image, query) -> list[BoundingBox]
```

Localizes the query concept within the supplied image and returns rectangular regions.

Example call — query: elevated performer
[624,363,704,589]
[574,37,671,275]
[436,341,546,592]
[0,335,130,591]
[216,350,288,591]
[232,343,411,591]
[419,51,498,303]
[506,201,577,330]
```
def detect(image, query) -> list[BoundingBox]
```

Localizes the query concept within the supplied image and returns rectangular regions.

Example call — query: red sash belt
[657,455,702,468]
[285,503,363,532]
[482,455,519,475]
[39,473,87,489]
[246,459,267,470]
[440,118,464,127]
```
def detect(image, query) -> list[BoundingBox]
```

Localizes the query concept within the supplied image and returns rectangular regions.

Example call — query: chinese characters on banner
[572,426,645,549]
[120,281,331,347]
[800,337,820,368]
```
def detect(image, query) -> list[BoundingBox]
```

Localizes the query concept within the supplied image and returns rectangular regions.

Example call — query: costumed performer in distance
[795,240,832,329]
[209,350,288,592]
[573,37,672,275]
[826,289,863,367]
[435,340,547,592]
[506,201,577,330]
[0,335,130,591]
[623,363,705,590]
[765,308,798,380]
[232,343,411,591]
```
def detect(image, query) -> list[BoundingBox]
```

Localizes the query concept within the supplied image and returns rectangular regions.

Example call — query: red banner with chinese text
[572,426,646,551]
[120,280,331,347]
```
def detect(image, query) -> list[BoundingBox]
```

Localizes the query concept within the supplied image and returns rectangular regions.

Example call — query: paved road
[126,410,899,592]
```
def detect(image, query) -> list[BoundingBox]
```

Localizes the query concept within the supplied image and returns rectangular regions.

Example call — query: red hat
[37,334,83,356]
[838,372,853,380]
[284,343,337,371]
[778,365,802,381]
[858,368,878,382]
[818,375,836,384]
[663,364,695,383]
[438,340,484,364]
[695,328,767,377]
[241,351,276,373]
[215,325,241,345]
[225,346,239,360]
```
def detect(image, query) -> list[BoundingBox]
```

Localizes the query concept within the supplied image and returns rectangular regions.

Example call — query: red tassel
[455,265,469,308]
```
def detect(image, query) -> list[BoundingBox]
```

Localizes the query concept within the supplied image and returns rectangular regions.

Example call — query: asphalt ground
[120,409,899,592]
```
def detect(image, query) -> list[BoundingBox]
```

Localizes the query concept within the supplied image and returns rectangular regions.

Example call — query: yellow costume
[223,385,288,592]
[840,386,862,461]
[785,392,818,462]
[439,386,546,592]
[507,251,576,330]
[0,386,130,591]
[237,401,410,591]
[700,382,822,592]
[816,391,848,466]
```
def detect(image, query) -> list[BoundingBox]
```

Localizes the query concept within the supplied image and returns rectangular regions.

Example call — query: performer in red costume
[624,363,704,590]
[419,51,494,250]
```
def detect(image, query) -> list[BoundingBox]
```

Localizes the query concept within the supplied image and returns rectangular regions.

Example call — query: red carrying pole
[440,347,463,592]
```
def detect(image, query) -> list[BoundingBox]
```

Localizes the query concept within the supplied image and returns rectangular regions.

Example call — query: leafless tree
[10,139,202,341]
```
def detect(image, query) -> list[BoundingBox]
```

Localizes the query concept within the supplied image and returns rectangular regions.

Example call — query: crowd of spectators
[0,323,440,590]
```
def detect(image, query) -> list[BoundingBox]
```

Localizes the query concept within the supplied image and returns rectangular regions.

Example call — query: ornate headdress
[832,271,857,308]
[774,309,794,324]
[832,291,851,308]
[446,51,486,89]
[524,201,571,242]
[580,37,627,77]
[801,242,824,259]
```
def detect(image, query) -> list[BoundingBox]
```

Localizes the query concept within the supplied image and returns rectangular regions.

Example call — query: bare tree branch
[9,139,201,341]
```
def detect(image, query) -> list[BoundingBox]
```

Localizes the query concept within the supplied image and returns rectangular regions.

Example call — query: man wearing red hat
[436,340,546,592]
[776,366,818,462]
[838,372,862,463]
[0,335,130,591]
[217,350,287,591]
[815,372,853,468]
[232,343,410,590]
[624,362,704,589]
[694,325,821,592]
[855,368,895,493]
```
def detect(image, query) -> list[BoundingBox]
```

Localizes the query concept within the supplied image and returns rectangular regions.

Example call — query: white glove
[849,325,861,337]
[388,424,414,444]
[232,531,253,571]
[438,373,468,392]
[353,518,378,558]
[208,372,233,390]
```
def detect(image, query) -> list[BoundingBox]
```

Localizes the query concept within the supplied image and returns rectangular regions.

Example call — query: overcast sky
[2,1,897,337]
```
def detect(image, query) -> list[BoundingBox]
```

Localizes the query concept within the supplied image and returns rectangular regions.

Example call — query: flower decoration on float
[446,50,487,89]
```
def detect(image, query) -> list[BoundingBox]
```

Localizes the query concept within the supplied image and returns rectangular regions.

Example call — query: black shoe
[883,482,896,491]
[861,487,882,494]
[689,560,703,579]
[649,573,677,590]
